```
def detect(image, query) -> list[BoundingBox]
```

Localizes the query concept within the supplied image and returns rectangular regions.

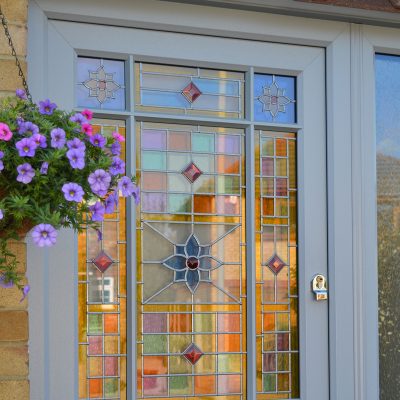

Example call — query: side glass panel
[375,54,400,400]
[135,63,245,119]
[136,122,247,398]
[255,131,299,398]
[78,120,127,399]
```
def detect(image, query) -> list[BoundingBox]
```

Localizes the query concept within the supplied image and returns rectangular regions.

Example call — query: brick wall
[296,0,400,12]
[0,1,29,399]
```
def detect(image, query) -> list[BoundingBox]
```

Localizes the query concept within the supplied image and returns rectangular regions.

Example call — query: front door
[36,20,328,400]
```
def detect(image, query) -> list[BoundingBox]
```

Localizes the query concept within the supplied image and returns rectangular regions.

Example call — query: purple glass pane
[143,377,168,396]
[88,336,103,355]
[262,158,274,176]
[217,135,240,154]
[216,195,240,215]
[104,357,118,376]
[142,192,167,213]
[263,353,276,372]
[142,130,167,150]
[277,333,289,351]
[143,313,167,333]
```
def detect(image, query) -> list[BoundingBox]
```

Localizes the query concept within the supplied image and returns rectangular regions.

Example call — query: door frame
[27,1,356,399]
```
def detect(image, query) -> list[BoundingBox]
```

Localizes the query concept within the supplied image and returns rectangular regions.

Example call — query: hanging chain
[0,6,32,102]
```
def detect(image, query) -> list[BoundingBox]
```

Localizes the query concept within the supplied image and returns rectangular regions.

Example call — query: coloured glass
[77,57,125,110]
[78,119,127,399]
[255,130,299,398]
[254,74,296,123]
[135,63,245,119]
[137,122,246,399]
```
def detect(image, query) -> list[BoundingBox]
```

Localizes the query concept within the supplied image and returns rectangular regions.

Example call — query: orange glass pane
[218,333,241,352]
[195,375,216,395]
[169,313,192,333]
[143,356,168,375]
[263,198,274,216]
[275,138,287,157]
[216,155,240,174]
[89,379,102,398]
[104,314,118,334]
[194,195,216,214]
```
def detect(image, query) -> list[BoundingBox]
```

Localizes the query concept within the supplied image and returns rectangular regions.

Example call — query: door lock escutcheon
[311,274,328,301]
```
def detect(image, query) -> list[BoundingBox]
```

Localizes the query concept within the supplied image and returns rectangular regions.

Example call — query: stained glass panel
[254,74,296,124]
[137,122,246,399]
[78,119,127,400]
[77,57,125,110]
[255,130,299,398]
[135,63,245,119]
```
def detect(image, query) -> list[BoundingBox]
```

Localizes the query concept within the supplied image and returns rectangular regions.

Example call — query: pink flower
[82,123,93,136]
[82,109,93,121]
[112,131,125,142]
[0,123,13,141]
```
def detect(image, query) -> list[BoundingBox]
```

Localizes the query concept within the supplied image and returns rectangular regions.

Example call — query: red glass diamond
[93,251,113,273]
[267,254,286,274]
[182,162,202,183]
[181,82,202,103]
[182,343,203,365]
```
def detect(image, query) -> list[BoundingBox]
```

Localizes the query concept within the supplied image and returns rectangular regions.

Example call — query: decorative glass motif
[182,162,202,183]
[254,74,296,123]
[135,63,245,119]
[77,57,125,110]
[255,130,299,398]
[137,122,246,398]
[78,119,127,400]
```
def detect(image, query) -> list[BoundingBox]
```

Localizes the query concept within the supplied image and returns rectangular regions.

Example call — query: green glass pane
[277,353,290,371]
[276,313,289,331]
[261,137,274,156]
[167,152,191,172]
[217,176,240,194]
[192,133,215,152]
[276,198,288,216]
[169,335,191,353]
[168,194,192,213]
[194,354,216,374]
[217,354,241,373]
[143,335,168,354]
[264,334,276,351]
[263,374,276,392]
[142,151,166,171]
[262,178,274,196]
[194,313,215,332]
[88,314,102,334]
[276,158,288,177]
[104,378,118,397]
[169,376,192,395]
[192,154,214,173]
[193,175,215,194]
[168,174,191,193]
[169,355,192,374]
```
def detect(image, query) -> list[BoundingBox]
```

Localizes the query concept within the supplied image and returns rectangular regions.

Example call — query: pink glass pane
[143,314,167,333]
[263,353,276,372]
[276,178,288,196]
[262,158,274,176]
[143,377,168,397]
[142,193,167,213]
[216,195,240,215]
[217,313,241,333]
[217,374,241,394]
[277,333,290,351]
[142,130,167,150]
[105,356,118,376]
[88,336,103,355]
[217,135,240,154]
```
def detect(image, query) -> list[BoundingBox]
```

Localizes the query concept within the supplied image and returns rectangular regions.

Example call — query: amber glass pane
[137,121,246,399]
[78,119,127,400]
[256,131,299,399]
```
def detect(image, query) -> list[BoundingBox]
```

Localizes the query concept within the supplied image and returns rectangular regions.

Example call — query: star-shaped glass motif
[83,64,121,104]
[162,234,222,294]
[257,76,294,119]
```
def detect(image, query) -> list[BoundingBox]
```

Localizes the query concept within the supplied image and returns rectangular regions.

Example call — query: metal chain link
[0,5,32,102]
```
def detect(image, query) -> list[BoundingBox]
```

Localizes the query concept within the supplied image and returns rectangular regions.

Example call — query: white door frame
[27,1,357,399]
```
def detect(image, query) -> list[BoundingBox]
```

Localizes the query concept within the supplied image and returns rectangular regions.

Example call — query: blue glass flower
[162,234,222,293]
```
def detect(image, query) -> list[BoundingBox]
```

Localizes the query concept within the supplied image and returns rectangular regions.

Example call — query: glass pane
[254,74,296,123]
[135,63,245,119]
[78,119,127,399]
[77,57,125,110]
[376,53,400,400]
[255,130,299,398]
[137,121,246,398]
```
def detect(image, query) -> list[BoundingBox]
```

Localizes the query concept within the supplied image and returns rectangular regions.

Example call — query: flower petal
[186,269,200,293]
[185,234,200,257]
[163,255,186,271]
[175,270,186,282]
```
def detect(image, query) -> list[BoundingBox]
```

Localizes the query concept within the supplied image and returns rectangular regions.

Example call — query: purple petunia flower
[39,99,57,115]
[19,285,30,302]
[16,89,27,100]
[110,141,121,156]
[95,228,103,241]
[109,156,125,176]
[16,163,35,184]
[67,138,85,152]
[89,134,106,148]
[69,113,87,125]
[18,121,39,136]
[104,191,119,214]
[0,161,4,172]
[0,209,3,220]
[32,133,47,148]
[88,169,111,197]
[66,149,85,170]
[132,184,140,205]
[50,128,66,149]
[0,151,4,159]
[62,182,84,202]
[0,274,14,289]
[89,201,105,222]
[31,223,57,247]
[118,176,136,197]
[40,162,49,175]
[16,138,38,157]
